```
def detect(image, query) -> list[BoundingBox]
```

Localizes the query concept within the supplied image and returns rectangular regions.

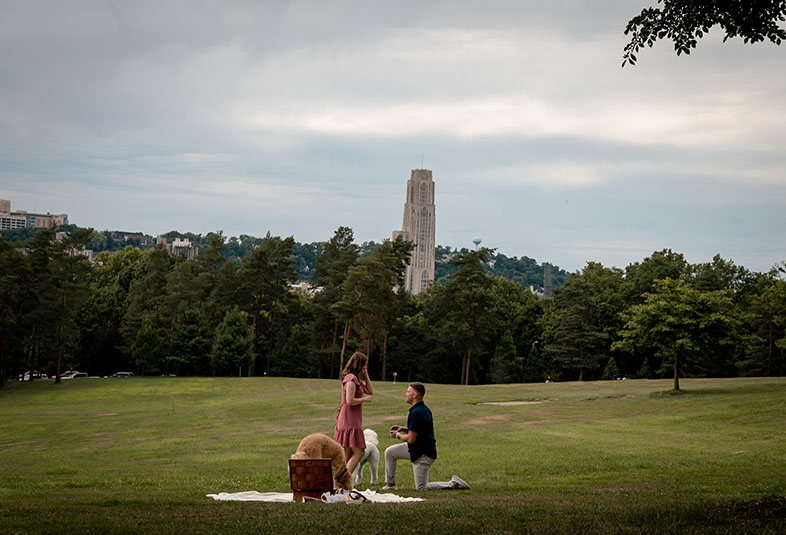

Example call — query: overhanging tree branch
[623,0,786,66]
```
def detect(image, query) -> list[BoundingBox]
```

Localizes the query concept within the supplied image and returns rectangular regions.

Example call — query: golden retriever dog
[291,433,354,492]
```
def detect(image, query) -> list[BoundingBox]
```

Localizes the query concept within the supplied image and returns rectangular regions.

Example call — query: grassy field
[1,376,785,534]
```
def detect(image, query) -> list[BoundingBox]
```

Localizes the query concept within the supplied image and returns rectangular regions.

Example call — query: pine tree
[601,356,620,380]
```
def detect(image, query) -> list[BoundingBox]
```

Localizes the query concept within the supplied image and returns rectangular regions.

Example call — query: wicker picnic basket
[288,458,334,502]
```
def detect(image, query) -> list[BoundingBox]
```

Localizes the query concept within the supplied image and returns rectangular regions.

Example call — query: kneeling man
[382,382,470,491]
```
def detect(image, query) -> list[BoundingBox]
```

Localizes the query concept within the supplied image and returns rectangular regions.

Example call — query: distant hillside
[1,226,566,290]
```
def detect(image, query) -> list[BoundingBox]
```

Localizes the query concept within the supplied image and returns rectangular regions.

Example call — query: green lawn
[1,377,784,534]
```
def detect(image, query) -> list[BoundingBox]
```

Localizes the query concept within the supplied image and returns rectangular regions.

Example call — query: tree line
[1,226,784,388]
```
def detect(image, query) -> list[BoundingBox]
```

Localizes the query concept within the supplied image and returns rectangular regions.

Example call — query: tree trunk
[381,333,388,381]
[464,347,472,386]
[250,308,258,376]
[331,321,339,378]
[339,320,351,371]
[0,327,7,388]
[767,319,773,376]
[673,355,680,391]
[55,293,67,384]
[267,299,277,377]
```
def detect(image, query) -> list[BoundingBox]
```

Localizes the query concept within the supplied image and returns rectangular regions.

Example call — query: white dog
[352,428,379,486]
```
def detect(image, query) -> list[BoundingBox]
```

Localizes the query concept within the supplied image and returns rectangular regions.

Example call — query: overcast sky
[1,1,784,274]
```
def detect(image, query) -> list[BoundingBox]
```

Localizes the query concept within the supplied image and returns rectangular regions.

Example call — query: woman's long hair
[340,351,368,380]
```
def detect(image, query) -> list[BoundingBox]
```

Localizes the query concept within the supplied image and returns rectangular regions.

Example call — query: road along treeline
[1,227,784,387]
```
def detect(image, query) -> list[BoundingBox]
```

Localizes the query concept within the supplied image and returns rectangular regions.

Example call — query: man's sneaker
[451,475,471,490]
[381,484,397,491]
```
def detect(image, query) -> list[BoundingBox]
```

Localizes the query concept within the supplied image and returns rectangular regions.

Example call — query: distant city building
[112,231,154,246]
[157,236,199,260]
[392,169,435,294]
[0,199,68,229]
[1,213,27,230]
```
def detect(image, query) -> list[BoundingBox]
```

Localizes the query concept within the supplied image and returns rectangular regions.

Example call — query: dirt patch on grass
[479,399,553,406]
[517,419,569,426]
[461,414,514,427]
[0,440,38,452]
[592,483,654,493]
[579,394,636,401]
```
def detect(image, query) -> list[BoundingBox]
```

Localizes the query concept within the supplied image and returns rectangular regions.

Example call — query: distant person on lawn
[382,382,471,491]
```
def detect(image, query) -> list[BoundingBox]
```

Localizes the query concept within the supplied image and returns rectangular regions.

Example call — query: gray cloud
[1,0,785,273]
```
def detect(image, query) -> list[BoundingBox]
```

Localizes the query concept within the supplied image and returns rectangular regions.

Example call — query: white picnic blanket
[207,489,423,503]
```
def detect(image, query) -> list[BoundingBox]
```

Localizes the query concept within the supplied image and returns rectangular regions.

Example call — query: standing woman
[334,351,373,478]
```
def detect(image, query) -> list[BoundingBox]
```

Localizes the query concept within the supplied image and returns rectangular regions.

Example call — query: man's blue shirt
[407,401,437,462]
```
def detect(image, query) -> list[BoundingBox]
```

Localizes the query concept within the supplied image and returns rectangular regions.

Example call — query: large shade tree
[614,277,741,390]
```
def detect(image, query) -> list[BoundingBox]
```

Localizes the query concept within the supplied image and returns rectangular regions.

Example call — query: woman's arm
[345,379,372,406]
[362,366,373,395]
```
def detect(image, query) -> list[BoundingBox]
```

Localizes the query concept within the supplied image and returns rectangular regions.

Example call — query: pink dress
[334,373,366,448]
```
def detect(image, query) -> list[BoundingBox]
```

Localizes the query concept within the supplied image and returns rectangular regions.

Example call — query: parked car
[18,371,48,381]
[56,370,79,379]
[71,372,88,379]
[110,372,134,378]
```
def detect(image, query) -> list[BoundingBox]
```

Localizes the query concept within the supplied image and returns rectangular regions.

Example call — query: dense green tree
[161,258,214,373]
[199,231,227,271]
[624,249,690,306]
[690,254,753,293]
[0,237,28,386]
[311,227,359,378]
[578,262,631,372]
[168,307,212,376]
[211,306,253,376]
[121,245,173,362]
[542,275,608,381]
[239,233,297,376]
[386,301,436,383]
[334,237,413,378]
[78,247,143,376]
[20,227,61,379]
[741,271,786,376]
[428,248,496,385]
[488,276,543,382]
[614,277,741,390]
[50,228,93,382]
[522,339,549,383]
[132,315,164,376]
[623,0,786,66]
[489,329,518,384]
[209,261,244,326]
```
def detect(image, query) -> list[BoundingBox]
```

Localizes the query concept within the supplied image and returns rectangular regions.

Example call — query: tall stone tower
[393,169,435,294]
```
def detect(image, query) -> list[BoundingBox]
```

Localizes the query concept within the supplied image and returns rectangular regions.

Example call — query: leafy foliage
[614,277,741,389]
[1,226,784,387]
[623,0,786,66]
